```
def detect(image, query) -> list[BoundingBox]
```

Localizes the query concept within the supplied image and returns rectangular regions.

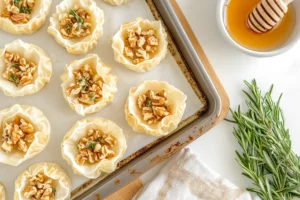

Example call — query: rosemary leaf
[10,74,20,86]
[13,0,22,6]
[19,7,31,14]
[86,141,97,149]
[65,23,72,31]
[145,97,152,107]
[79,76,89,86]
[10,62,19,69]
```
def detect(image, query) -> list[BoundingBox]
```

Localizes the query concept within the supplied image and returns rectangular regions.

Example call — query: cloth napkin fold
[133,148,253,200]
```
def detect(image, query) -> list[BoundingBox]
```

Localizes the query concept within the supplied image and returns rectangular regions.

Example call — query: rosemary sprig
[227,80,300,200]
[69,9,85,30]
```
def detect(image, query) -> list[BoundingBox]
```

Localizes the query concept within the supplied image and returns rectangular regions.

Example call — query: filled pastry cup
[104,0,130,6]
[0,104,50,166]
[48,0,104,54]
[0,0,52,34]
[0,40,52,97]
[125,80,187,137]
[112,17,168,72]
[0,183,5,200]
[14,162,71,200]
[61,118,127,179]
[61,54,118,116]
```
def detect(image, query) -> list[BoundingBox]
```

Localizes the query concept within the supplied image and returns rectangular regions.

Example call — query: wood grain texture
[104,179,143,200]
[170,0,230,122]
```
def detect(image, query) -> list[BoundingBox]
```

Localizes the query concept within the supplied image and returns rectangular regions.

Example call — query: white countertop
[141,0,300,193]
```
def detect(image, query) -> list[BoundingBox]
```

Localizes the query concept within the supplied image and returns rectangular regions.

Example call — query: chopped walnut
[60,5,92,38]
[1,0,35,24]
[2,51,37,87]
[76,129,117,165]
[23,173,56,200]
[1,116,35,153]
[123,27,159,64]
[66,64,104,106]
[137,90,171,124]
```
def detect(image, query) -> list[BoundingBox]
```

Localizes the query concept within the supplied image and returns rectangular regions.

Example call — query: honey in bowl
[225,0,296,51]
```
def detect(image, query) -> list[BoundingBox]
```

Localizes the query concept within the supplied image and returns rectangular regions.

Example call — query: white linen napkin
[133,148,253,200]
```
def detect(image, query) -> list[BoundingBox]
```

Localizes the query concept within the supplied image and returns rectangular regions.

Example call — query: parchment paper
[0,0,204,197]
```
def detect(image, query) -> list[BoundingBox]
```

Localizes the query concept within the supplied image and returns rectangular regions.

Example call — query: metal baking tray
[0,0,229,198]
[72,0,229,199]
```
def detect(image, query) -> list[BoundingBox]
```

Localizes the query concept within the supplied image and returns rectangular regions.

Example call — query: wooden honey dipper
[247,0,293,33]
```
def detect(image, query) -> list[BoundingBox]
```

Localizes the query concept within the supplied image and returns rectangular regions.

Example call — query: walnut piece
[137,90,170,124]
[2,51,37,87]
[23,173,56,200]
[76,129,117,165]
[124,27,159,64]
[59,5,92,38]
[66,64,104,106]
[1,0,35,24]
[1,116,35,153]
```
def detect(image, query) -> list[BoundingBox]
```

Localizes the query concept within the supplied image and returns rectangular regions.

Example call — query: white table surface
[140,0,300,193]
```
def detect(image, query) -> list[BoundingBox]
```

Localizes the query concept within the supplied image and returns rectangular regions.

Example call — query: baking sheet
[0,0,204,197]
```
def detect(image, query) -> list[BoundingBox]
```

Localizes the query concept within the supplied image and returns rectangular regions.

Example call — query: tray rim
[72,0,229,199]
[169,0,229,122]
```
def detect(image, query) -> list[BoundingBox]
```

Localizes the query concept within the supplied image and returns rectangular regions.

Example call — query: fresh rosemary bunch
[227,80,300,200]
